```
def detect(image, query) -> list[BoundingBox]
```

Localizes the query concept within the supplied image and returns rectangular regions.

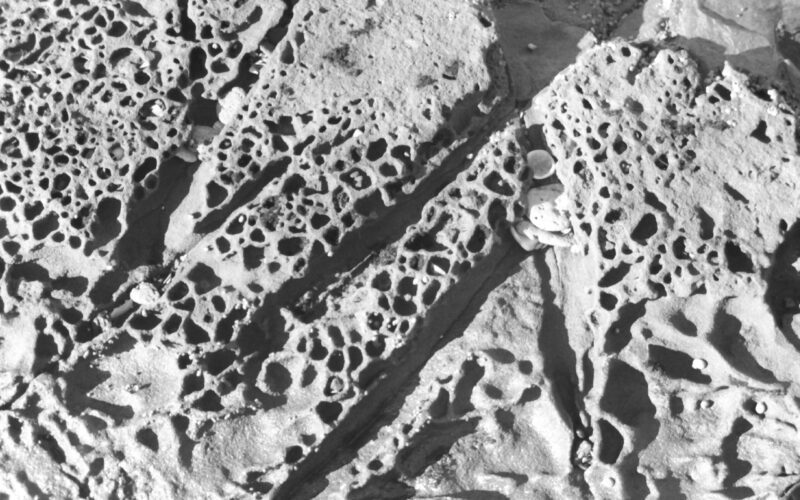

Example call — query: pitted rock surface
[4,2,800,499]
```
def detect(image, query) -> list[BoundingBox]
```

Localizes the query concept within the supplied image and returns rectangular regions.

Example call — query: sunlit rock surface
[2,1,800,499]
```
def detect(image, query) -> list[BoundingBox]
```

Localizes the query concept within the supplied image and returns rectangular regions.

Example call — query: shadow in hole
[600,359,660,499]
[709,304,778,384]
[717,416,754,499]
[765,218,800,353]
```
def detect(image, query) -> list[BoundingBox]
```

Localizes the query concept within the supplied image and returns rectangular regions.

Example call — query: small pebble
[218,87,246,125]
[754,401,767,415]
[527,43,537,51]
[510,220,542,251]
[691,358,707,370]
[150,99,166,118]
[526,150,555,179]
[700,399,713,409]
[130,282,159,306]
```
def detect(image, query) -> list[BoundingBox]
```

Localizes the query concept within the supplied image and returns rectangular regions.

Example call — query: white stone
[526,150,555,179]
[150,99,166,118]
[526,184,571,233]
[526,183,563,207]
[130,282,160,306]
[528,204,571,233]
[691,358,707,370]
[510,220,542,251]
[218,87,246,125]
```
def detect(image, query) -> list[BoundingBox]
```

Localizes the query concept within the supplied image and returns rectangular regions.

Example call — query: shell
[526,150,555,179]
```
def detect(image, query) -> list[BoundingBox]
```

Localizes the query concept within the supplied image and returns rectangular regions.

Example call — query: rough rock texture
[542,40,800,498]
[3,0,800,499]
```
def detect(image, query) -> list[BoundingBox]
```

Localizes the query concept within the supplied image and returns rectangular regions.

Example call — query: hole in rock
[316,401,343,424]
[135,428,159,452]
[724,241,754,273]
[32,212,59,240]
[597,419,624,464]
[187,263,221,294]
[697,207,715,240]
[750,120,771,144]
[598,263,631,288]
[264,363,292,393]
[630,213,658,243]
[284,446,303,464]
[243,246,264,270]
[366,138,387,161]
[206,181,228,208]
[713,84,731,101]
[451,358,484,416]
[648,344,711,384]
[600,360,656,426]
[466,226,489,253]
[672,236,690,260]
[723,183,749,204]
[278,237,305,256]
[204,349,236,375]
[327,350,345,372]
[599,292,618,311]
[85,197,122,254]
[194,390,223,411]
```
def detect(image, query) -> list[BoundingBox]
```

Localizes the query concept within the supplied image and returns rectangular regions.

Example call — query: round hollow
[526,150,555,179]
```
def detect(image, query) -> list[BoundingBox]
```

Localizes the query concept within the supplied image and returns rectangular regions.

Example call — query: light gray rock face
[545,41,798,308]
[542,40,800,498]
[4,1,800,499]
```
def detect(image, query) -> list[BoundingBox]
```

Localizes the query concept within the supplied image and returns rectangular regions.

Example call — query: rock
[5,0,800,498]
[515,219,573,248]
[526,150,556,179]
[543,39,800,499]
[130,282,160,306]
[510,220,544,251]
[526,184,570,233]
[218,87,246,125]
